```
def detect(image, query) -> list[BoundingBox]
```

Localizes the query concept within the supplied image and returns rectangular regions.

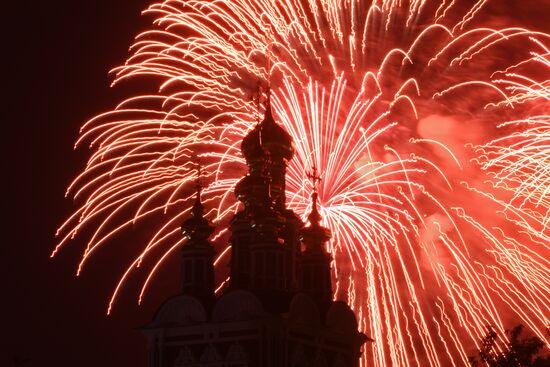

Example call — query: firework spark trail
[55,1,550,366]
[473,47,550,238]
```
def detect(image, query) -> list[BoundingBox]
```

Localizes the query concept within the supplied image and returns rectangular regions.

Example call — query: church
[141,90,369,366]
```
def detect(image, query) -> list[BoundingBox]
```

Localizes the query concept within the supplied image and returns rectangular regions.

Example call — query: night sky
[5,1,549,367]
[7,1,154,366]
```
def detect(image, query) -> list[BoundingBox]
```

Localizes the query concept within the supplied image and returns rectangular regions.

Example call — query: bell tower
[144,82,369,367]
[298,166,333,313]
[229,85,297,302]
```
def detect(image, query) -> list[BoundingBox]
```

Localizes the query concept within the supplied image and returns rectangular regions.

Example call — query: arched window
[226,343,248,367]
[314,351,328,367]
[172,346,195,366]
[199,344,222,366]
[291,346,310,367]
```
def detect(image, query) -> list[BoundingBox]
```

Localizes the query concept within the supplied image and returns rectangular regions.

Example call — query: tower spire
[230,71,296,306]
[266,41,273,85]
[298,163,333,313]
[180,159,216,305]
[182,159,213,242]
[191,160,204,218]
[251,80,264,125]
[301,164,330,250]
[306,164,322,227]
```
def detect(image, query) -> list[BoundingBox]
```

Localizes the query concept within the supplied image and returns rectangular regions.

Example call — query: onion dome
[234,175,252,203]
[241,89,294,163]
[257,103,294,161]
[212,290,265,322]
[154,294,207,326]
[241,125,264,164]
[234,170,272,210]
[289,293,321,326]
[326,301,359,335]
[181,184,214,243]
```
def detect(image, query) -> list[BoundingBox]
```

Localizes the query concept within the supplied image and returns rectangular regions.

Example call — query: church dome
[241,125,265,163]
[181,187,214,242]
[154,295,207,326]
[234,173,269,202]
[212,290,265,322]
[181,211,214,241]
[234,175,253,202]
[289,293,321,326]
[326,301,358,335]
[257,106,294,161]
[241,104,294,163]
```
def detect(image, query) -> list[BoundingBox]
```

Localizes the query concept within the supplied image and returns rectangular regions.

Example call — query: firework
[473,45,549,240]
[55,1,549,366]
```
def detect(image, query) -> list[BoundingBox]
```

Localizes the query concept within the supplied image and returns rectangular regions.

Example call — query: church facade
[142,93,368,367]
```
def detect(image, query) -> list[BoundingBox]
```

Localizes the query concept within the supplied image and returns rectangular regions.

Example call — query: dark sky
[4,1,549,367]
[6,1,156,366]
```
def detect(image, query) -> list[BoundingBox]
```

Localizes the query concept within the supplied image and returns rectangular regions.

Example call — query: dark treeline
[469,324,550,367]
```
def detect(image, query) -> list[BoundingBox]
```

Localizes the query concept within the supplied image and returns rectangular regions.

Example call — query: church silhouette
[142,90,369,366]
